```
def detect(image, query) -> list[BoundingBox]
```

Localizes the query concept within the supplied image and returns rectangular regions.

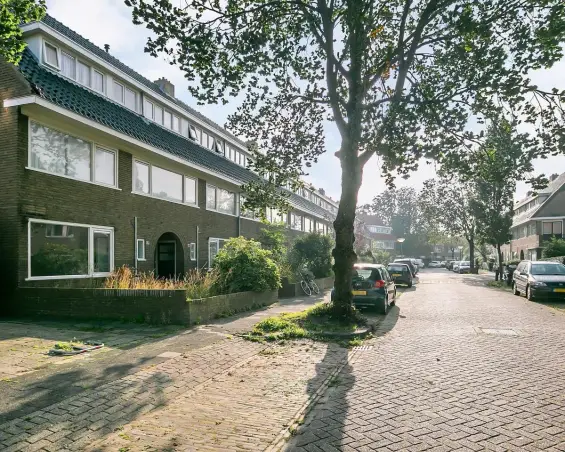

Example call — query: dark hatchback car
[513,261,565,301]
[393,258,417,276]
[332,263,396,314]
[387,263,413,288]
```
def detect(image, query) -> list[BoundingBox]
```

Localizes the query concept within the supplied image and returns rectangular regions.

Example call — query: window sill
[26,274,110,281]
[26,167,121,191]
[137,258,147,262]
[131,191,200,208]
[206,207,238,218]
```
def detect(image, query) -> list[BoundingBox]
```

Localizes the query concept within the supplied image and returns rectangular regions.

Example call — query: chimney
[155,77,175,97]
[550,173,559,182]
[104,44,110,53]
[319,188,325,195]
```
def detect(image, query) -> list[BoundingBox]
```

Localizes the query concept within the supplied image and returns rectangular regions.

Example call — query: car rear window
[531,263,565,275]
[354,267,382,280]
[388,265,407,272]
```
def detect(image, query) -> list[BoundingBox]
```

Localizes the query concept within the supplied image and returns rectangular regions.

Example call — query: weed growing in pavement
[242,302,369,345]
[348,337,364,347]
[487,280,512,291]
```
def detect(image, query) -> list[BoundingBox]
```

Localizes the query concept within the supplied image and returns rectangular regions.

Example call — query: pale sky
[45,0,565,205]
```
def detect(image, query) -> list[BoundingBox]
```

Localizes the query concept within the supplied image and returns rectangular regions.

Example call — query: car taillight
[374,280,385,288]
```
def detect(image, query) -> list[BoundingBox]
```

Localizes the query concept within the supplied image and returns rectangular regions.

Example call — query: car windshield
[530,263,565,275]
[353,267,381,280]
[388,265,407,272]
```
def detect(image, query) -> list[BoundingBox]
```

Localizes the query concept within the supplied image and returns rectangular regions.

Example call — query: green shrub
[31,243,88,277]
[543,236,565,259]
[212,236,281,293]
[290,233,334,278]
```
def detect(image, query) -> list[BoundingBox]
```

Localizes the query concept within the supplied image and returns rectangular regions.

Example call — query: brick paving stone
[286,271,565,452]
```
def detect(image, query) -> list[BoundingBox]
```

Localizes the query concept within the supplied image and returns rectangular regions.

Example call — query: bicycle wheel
[300,280,312,296]
[310,281,320,295]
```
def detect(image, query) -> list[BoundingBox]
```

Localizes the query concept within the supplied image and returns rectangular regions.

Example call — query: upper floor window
[113,81,124,104]
[29,121,117,188]
[144,99,154,120]
[206,185,236,215]
[61,52,76,79]
[133,159,198,206]
[77,61,91,87]
[154,105,164,125]
[164,111,173,129]
[93,70,104,93]
[304,217,313,232]
[44,42,59,68]
[125,87,137,111]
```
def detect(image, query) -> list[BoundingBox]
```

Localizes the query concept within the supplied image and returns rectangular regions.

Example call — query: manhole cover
[477,328,519,336]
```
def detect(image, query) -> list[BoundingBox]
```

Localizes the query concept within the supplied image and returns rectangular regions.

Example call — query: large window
[151,166,183,202]
[113,81,125,104]
[28,220,114,279]
[154,105,164,125]
[206,185,236,215]
[208,238,226,268]
[164,111,172,129]
[266,207,285,224]
[291,213,303,231]
[125,88,137,111]
[543,221,563,235]
[29,122,117,187]
[133,160,197,205]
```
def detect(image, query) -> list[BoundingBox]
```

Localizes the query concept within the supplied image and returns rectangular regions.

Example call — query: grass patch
[486,280,512,291]
[243,302,367,344]
[53,340,84,351]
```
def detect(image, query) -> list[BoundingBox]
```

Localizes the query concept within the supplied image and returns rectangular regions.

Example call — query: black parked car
[393,258,417,276]
[387,263,413,288]
[512,260,565,301]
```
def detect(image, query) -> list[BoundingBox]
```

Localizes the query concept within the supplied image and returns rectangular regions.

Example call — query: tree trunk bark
[468,238,475,272]
[332,144,363,320]
[497,244,503,281]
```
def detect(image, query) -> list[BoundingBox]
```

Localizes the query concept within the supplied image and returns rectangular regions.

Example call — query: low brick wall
[188,290,278,324]
[11,288,279,325]
[278,276,334,298]
[12,288,190,324]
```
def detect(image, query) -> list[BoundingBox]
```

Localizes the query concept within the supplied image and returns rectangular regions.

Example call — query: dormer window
[77,61,91,86]
[125,87,136,111]
[189,125,198,141]
[215,141,223,154]
[44,42,59,68]
[113,80,124,104]
[61,52,76,79]
[164,110,172,129]
[93,70,104,93]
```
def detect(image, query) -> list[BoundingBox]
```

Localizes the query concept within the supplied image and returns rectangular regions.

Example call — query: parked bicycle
[299,269,320,296]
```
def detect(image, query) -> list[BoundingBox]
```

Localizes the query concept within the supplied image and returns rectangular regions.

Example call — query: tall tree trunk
[468,238,475,272]
[496,244,503,281]
[332,144,363,320]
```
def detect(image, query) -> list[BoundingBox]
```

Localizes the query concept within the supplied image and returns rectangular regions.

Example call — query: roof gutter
[3,95,328,220]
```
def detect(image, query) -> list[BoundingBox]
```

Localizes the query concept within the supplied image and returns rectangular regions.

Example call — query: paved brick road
[287,270,565,452]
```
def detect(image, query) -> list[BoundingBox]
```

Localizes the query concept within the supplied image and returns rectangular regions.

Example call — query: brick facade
[0,63,333,313]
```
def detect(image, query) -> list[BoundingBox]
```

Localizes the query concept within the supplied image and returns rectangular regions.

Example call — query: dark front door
[157,242,176,278]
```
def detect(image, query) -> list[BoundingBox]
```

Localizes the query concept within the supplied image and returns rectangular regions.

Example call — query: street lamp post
[397,237,405,257]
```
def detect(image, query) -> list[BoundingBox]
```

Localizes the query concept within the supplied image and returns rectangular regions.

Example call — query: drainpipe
[196,225,200,269]
[134,216,138,273]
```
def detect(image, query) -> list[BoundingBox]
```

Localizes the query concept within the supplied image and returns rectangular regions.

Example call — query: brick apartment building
[356,214,396,253]
[0,15,337,311]
[501,173,565,261]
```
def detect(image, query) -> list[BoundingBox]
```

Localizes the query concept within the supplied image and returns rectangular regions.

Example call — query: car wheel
[390,290,396,306]
[407,281,413,288]
[526,286,535,301]
[378,297,388,315]
[513,283,520,296]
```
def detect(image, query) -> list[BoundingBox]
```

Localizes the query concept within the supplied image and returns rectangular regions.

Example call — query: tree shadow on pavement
[284,307,401,451]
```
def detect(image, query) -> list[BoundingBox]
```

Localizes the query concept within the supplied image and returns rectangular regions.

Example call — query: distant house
[501,173,565,261]
[356,215,396,252]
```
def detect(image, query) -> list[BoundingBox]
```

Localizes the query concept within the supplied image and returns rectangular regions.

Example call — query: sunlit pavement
[287,268,565,452]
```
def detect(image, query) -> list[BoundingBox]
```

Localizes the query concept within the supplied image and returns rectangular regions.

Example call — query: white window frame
[125,87,137,112]
[76,60,91,87]
[132,159,199,208]
[188,125,198,141]
[27,219,114,281]
[61,51,76,80]
[184,176,198,206]
[206,184,237,216]
[543,220,563,235]
[28,120,119,190]
[144,98,154,120]
[208,238,226,269]
[136,238,146,261]
[43,41,60,69]
[93,69,105,94]
[113,80,125,104]
[189,242,196,261]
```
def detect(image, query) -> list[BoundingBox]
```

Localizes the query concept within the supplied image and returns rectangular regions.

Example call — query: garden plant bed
[242,302,373,346]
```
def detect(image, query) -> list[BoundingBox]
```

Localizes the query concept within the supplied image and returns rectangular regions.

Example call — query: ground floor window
[136,238,146,261]
[208,238,226,268]
[189,243,196,261]
[28,219,114,279]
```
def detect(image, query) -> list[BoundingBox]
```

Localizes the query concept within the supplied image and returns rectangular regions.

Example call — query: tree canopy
[0,0,46,64]
[127,0,565,316]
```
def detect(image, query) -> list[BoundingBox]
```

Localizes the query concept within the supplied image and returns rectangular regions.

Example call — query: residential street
[1,269,565,451]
